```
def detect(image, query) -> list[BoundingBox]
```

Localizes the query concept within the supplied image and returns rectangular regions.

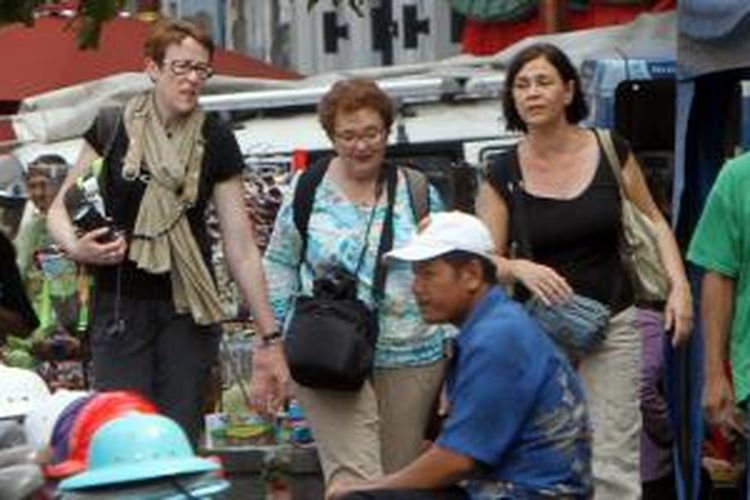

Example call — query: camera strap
[352,193,380,279]
[293,162,397,305]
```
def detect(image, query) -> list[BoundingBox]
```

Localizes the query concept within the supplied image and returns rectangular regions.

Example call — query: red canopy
[0,16,301,103]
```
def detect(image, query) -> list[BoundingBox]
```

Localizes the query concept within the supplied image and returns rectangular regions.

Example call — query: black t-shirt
[0,231,39,334]
[83,110,244,299]
[487,130,634,313]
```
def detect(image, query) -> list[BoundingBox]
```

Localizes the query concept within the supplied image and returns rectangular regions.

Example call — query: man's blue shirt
[436,287,592,499]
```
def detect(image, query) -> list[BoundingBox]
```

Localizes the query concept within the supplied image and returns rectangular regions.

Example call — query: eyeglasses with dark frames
[162,59,214,80]
[333,127,386,148]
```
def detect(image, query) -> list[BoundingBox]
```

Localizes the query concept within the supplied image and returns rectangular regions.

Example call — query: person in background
[46,18,278,444]
[475,43,692,498]
[15,155,79,336]
[638,307,676,499]
[256,78,449,490]
[330,211,591,500]
[10,155,88,387]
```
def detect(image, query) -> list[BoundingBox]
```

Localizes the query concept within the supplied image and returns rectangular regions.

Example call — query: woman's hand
[68,228,127,266]
[511,259,573,306]
[664,282,693,347]
[250,342,290,418]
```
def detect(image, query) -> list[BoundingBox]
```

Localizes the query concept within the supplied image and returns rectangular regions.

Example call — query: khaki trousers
[579,306,642,500]
[294,359,446,485]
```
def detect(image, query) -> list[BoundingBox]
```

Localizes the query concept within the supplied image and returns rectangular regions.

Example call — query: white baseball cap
[386,211,495,262]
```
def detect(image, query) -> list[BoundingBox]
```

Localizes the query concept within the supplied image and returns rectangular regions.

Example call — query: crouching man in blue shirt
[329,211,592,500]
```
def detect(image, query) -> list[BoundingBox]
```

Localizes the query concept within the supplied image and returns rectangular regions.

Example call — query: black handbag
[283,165,397,391]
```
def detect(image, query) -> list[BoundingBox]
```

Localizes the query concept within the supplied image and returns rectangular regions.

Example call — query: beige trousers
[578,306,642,500]
[293,359,446,485]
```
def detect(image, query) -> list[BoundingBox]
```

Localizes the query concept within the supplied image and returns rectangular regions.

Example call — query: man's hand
[704,370,744,438]
[250,342,290,418]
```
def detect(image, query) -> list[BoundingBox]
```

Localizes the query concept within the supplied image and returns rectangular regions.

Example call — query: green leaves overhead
[0,0,126,49]
[0,0,38,26]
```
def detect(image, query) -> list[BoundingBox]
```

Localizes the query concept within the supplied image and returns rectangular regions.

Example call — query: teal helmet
[58,414,225,492]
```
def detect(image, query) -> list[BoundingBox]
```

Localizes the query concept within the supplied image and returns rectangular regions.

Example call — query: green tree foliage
[0,0,125,49]
[0,0,365,49]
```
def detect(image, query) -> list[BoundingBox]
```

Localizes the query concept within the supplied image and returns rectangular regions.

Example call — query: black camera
[313,264,359,300]
[64,177,117,242]
[71,202,117,241]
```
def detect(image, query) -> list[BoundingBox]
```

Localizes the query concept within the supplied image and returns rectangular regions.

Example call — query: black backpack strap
[402,166,430,224]
[291,158,396,303]
[372,165,398,302]
[90,106,123,204]
[292,156,332,268]
[95,106,123,162]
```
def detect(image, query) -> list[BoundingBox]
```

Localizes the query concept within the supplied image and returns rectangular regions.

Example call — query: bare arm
[214,176,290,415]
[475,182,513,282]
[621,154,693,344]
[328,445,475,498]
[702,272,734,378]
[212,176,277,337]
[701,271,740,434]
[47,141,127,265]
[475,181,572,305]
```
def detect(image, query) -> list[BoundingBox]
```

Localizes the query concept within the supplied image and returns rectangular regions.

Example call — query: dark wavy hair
[503,43,589,132]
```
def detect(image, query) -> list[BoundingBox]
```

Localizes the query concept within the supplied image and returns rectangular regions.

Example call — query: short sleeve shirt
[437,287,592,499]
[688,153,750,403]
[83,110,244,298]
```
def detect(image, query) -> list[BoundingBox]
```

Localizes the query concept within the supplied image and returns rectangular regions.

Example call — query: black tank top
[486,130,634,313]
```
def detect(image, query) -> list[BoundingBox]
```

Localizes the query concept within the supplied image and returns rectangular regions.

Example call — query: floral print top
[263,167,451,368]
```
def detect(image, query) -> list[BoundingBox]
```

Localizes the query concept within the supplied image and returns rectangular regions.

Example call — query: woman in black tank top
[475,43,692,499]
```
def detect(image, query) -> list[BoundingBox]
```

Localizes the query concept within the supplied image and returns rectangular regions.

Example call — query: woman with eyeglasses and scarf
[47,19,278,445]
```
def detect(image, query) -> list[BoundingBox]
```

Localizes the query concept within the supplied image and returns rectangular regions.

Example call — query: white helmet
[0,366,50,420]
[0,154,27,200]
[23,389,89,449]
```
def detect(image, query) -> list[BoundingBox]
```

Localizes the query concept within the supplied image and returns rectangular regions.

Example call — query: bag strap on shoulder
[292,156,331,265]
[95,106,123,163]
[291,157,397,302]
[90,106,123,203]
[595,128,626,196]
[401,166,430,224]
[372,166,397,302]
